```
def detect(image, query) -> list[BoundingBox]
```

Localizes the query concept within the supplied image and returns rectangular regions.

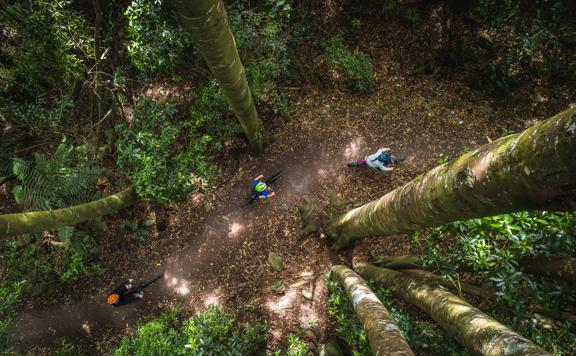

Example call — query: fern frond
[57,226,75,248]
[10,147,105,211]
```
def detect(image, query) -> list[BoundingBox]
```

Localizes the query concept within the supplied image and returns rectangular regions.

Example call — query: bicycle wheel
[392,155,405,164]
[242,192,258,206]
[265,170,283,185]
[137,270,164,290]
[347,160,365,167]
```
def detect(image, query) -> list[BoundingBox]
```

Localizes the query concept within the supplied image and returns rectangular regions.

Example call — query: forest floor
[10,14,573,355]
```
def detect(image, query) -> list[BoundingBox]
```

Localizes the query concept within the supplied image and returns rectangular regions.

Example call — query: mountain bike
[347,155,405,168]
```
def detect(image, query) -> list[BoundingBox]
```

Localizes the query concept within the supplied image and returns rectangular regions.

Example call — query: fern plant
[10,142,105,211]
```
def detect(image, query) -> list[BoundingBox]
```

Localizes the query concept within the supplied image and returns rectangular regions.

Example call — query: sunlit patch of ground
[203,288,223,308]
[344,136,367,160]
[228,221,244,237]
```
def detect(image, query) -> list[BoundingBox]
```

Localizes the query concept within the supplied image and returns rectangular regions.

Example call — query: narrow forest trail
[13,69,507,353]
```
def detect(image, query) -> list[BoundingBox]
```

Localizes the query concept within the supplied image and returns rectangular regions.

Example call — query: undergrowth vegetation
[114,307,266,355]
[471,0,575,95]
[9,142,105,211]
[416,211,576,354]
[228,0,295,115]
[0,0,93,136]
[115,98,216,203]
[324,33,375,93]
[125,0,191,75]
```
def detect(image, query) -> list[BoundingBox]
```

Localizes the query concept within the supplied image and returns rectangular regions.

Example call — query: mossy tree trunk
[373,254,576,282]
[330,265,414,356]
[518,255,576,282]
[401,268,576,323]
[328,108,576,249]
[0,187,136,237]
[171,0,265,154]
[371,254,423,269]
[372,255,576,322]
[355,264,551,356]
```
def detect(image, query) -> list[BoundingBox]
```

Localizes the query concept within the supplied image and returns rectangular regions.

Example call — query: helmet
[107,293,120,305]
[377,153,391,163]
[255,182,267,192]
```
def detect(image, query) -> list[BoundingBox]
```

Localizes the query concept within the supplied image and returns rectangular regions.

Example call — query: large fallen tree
[327,107,576,249]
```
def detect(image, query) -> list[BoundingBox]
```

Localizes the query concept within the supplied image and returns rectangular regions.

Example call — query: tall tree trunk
[373,254,576,282]
[518,255,576,282]
[355,264,551,356]
[401,269,494,299]
[373,255,576,322]
[328,108,576,249]
[371,254,423,269]
[403,268,576,323]
[330,265,414,356]
[170,0,266,154]
[0,187,136,237]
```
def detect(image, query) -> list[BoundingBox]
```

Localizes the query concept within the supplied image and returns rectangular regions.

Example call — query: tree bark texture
[171,0,265,153]
[355,264,551,356]
[519,255,576,282]
[373,254,576,282]
[373,256,576,322]
[371,254,423,269]
[330,265,414,356]
[328,108,576,249]
[0,187,136,237]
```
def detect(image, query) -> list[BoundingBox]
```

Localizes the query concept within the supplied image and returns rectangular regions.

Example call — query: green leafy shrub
[0,281,22,353]
[0,1,92,136]
[0,0,92,95]
[120,218,155,241]
[115,307,266,355]
[228,2,294,114]
[1,225,103,296]
[324,33,374,93]
[285,334,309,356]
[188,80,240,141]
[471,0,573,94]
[403,7,420,24]
[125,0,191,74]
[116,98,217,204]
[420,211,576,353]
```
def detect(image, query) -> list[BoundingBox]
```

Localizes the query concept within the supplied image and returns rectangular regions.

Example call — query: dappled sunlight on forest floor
[11,15,535,353]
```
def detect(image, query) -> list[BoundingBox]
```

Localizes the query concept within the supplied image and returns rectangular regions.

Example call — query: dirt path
[12,68,508,353]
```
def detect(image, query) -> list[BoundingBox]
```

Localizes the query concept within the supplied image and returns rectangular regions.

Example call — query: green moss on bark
[330,265,414,355]
[355,264,551,356]
[170,0,265,153]
[0,187,136,237]
[329,108,576,249]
